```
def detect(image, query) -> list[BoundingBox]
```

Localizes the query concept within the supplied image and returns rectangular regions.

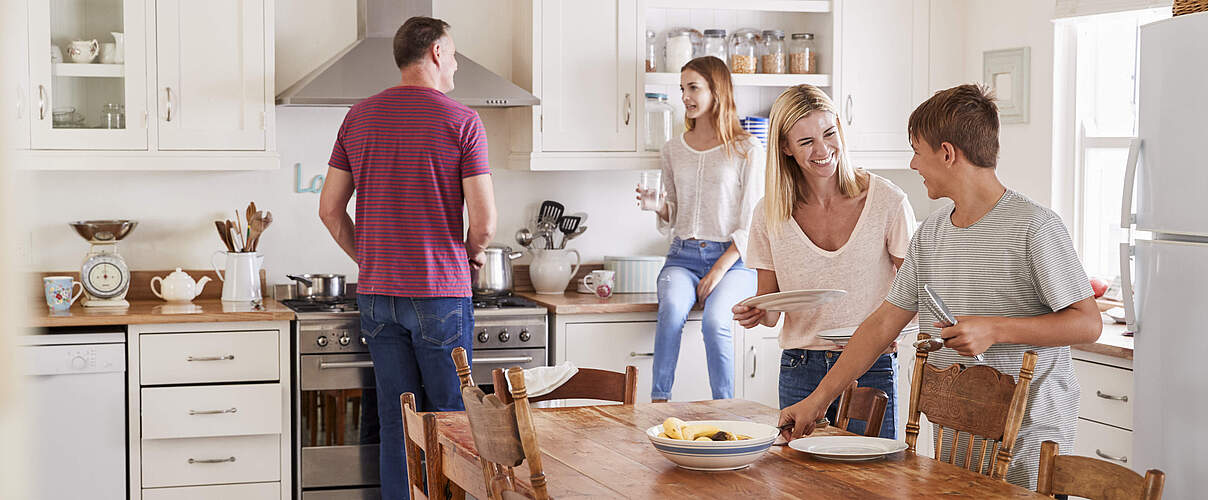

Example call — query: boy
[777,84,1102,489]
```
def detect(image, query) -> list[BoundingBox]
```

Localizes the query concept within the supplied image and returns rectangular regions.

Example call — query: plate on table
[737,289,846,312]
[788,436,908,461]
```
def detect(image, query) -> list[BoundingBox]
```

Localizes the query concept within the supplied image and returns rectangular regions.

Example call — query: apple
[1090,277,1108,298]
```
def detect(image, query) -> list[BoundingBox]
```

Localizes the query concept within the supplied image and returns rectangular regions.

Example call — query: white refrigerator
[1123,11,1208,499]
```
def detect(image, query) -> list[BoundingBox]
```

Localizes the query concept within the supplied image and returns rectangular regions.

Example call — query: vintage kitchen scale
[69,220,137,308]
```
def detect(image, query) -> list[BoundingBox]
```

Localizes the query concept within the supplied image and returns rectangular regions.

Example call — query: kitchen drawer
[142,434,280,488]
[142,384,281,439]
[143,481,279,500]
[141,330,279,385]
[1074,418,1133,467]
[1073,359,1133,430]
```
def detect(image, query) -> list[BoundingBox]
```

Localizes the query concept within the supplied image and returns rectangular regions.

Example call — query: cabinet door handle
[629,351,654,358]
[37,85,46,121]
[1095,449,1127,463]
[1096,390,1128,402]
[188,456,236,464]
[623,93,632,125]
[749,346,758,378]
[186,354,235,362]
[845,95,853,126]
[165,87,173,122]
[188,407,238,416]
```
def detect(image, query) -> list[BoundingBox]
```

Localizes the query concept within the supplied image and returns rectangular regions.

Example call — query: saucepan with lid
[286,273,346,301]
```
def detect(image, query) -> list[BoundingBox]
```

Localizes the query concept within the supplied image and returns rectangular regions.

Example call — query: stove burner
[472,294,540,309]
[282,298,358,313]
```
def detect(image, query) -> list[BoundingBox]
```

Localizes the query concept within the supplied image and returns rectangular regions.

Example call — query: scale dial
[81,254,130,299]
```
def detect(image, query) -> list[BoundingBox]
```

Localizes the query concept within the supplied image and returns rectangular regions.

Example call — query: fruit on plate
[657,418,753,441]
[662,417,687,439]
[1090,277,1108,298]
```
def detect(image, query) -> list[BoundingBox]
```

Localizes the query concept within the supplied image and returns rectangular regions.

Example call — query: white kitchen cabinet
[836,0,929,169]
[155,0,266,151]
[741,324,782,409]
[1072,348,1134,466]
[8,0,31,150]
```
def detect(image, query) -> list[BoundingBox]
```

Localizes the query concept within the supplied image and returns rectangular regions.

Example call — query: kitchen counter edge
[28,299,296,328]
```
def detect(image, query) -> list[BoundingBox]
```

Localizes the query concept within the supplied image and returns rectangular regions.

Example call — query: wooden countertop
[1072,316,1133,360]
[29,299,295,328]
[518,291,662,314]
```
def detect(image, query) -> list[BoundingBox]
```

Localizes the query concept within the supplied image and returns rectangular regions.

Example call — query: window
[1058,8,1167,282]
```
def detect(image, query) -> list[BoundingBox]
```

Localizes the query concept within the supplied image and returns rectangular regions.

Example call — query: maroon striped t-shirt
[329,85,490,298]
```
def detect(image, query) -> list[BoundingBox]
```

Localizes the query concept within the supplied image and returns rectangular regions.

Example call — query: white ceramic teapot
[151,268,212,302]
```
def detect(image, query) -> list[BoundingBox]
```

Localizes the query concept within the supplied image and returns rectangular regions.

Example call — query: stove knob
[316,336,329,347]
[498,329,510,343]
[477,330,490,343]
[338,334,351,346]
[519,329,531,342]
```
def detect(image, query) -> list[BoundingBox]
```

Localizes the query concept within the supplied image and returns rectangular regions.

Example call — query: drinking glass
[638,171,663,211]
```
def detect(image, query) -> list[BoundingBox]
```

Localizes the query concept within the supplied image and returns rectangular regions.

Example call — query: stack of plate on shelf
[740,116,769,147]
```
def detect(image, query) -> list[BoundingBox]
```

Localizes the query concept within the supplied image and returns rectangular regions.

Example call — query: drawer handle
[188,407,238,416]
[188,456,236,464]
[1095,449,1127,463]
[1096,390,1129,402]
[749,346,757,378]
[186,354,235,362]
[472,356,535,364]
[629,352,654,358]
[319,360,375,369]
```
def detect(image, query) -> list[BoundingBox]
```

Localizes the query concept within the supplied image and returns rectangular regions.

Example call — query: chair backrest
[835,381,889,438]
[451,347,552,500]
[401,392,463,500]
[1037,440,1165,500]
[904,334,1038,480]
[491,366,638,405]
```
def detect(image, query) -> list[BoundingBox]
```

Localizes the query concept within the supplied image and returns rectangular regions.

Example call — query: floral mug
[582,270,616,298]
[67,39,99,63]
[44,276,84,312]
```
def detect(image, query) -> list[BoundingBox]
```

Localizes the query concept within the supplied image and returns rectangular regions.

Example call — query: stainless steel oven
[284,289,548,500]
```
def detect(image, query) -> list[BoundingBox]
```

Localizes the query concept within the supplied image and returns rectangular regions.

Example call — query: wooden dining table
[431,399,1047,499]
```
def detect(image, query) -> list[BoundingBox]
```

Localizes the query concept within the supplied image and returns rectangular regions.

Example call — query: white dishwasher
[19,331,127,500]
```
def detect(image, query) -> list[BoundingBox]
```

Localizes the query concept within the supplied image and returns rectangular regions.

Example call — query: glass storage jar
[789,33,817,74]
[664,28,699,73]
[646,30,657,72]
[645,93,674,152]
[729,31,758,74]
[760,30,786,74]
[702,29,727,63]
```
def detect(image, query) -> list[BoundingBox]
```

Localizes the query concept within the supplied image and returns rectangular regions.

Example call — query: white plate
[787,436,908,462]
[738,289,846,312]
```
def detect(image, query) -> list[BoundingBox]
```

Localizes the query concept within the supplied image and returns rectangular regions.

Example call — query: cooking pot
[286,273,346,301]
[472,245,524,297]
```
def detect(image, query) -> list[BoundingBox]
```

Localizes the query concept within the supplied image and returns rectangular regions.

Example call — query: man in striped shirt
[319,16,496,500]
[777,84,1102,489]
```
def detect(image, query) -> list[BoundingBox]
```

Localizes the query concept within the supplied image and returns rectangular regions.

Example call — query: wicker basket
[1174,0,1208,16]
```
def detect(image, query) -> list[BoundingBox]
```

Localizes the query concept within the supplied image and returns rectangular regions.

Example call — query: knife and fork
[914,284,985,362]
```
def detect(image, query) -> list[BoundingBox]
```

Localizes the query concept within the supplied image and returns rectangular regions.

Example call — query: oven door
[470,348,547,386]
[299,353,379,489]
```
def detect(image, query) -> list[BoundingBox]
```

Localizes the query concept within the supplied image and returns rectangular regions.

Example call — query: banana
[681,424,722,440]
[662,417,687,440]
[694,436,713,441]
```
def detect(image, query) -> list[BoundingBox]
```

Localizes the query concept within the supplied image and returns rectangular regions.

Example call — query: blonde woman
[641,56,765,402]
[732,85,915,437]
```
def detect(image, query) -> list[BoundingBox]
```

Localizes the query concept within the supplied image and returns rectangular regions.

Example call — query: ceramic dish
[787,435,908,462]
[646,420,779,471]
[737,289,846,312]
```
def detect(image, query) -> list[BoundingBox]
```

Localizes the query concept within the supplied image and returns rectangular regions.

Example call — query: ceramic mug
[67,39,99,64]
[99,42,117,64]
[582,270,616,298]
[44,276,84,312]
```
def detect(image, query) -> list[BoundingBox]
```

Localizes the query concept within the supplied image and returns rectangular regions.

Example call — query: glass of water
[638,171,663,211]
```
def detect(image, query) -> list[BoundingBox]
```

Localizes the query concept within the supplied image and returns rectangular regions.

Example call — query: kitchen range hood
[277,0,538,108]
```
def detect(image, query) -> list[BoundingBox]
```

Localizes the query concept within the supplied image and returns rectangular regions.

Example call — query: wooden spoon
[250,211,273,252]
[215,220,234,252]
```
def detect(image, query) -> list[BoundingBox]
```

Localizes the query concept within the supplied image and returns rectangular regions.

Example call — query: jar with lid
[644,93,674,152]
[645,30,657,72]
[760,30,786,74]
[729,31,758,74]
[789,33,817,74]
[702,29,727,63]
[102,103,125,129]
[664,27,700,73]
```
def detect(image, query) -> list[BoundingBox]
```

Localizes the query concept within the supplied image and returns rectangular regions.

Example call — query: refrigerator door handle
[1120,138,1141,229]
[1120,242,1136,330]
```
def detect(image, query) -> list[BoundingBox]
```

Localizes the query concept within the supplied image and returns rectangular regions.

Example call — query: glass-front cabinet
[28,0,148,150]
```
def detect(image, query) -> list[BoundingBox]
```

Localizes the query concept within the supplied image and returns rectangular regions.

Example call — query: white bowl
[645,420,779,471]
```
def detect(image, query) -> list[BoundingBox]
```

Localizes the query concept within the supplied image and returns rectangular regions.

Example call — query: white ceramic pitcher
[529,248,581,294]
[211,251,263,302]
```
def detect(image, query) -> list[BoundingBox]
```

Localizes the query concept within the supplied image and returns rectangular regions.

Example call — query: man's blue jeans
[651,238,756,401]
[358,294,474,500]
[779,349,899,439]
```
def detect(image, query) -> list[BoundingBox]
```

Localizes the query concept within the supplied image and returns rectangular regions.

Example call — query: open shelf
[646,0,831,13]
[53,63,125,78]
[645,72,831,87]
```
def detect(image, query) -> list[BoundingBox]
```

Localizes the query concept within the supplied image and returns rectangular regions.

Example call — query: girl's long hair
[764,84,865,229]
[682,56,750,157]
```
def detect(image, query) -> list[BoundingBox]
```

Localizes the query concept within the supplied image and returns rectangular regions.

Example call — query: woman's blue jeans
[651,238,756,401]
[779,349,899,439]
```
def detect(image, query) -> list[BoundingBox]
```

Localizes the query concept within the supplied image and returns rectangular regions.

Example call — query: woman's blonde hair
[682,56,750,157]
[764,84,865,226]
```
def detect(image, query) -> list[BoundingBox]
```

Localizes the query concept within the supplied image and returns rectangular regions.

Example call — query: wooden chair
[401,392,465,500]
[834,381,889,438]
[491,366,638,406]
[1036,440,1165,499]
[452,347,552,500]
[904,333,1038,480]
